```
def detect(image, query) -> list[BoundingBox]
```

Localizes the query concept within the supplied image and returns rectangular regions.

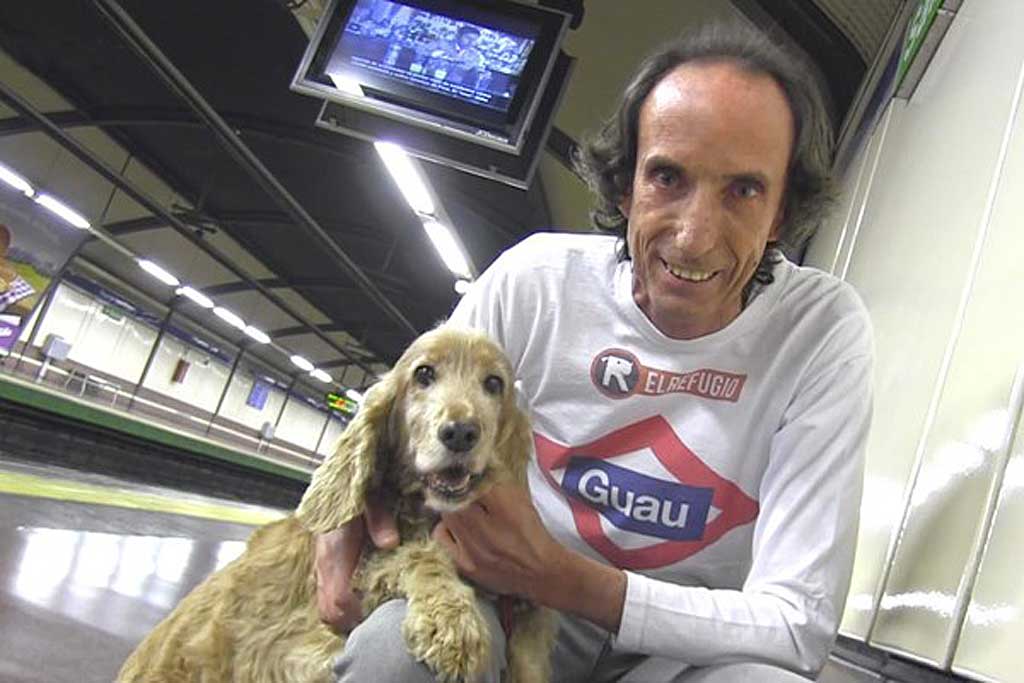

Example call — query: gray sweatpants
[333,598,812,682]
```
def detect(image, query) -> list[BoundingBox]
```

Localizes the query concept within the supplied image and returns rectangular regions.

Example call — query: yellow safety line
[0,470,287,526]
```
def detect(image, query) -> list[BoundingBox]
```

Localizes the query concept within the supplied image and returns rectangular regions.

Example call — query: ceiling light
[290,354,314,372]
[310,368,333,383]
[374,141,435,215]
[35,193,90,229]
[176,286,214,309]
[137,259,180,287]
[0,163,34,197]
[213,306,246,330]
[454,279,472,295]
[243,326,270,344]
[345,388,364,403]
[423,220,472,279]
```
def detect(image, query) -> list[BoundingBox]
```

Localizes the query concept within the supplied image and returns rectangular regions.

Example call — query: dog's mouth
[424,464,483,501]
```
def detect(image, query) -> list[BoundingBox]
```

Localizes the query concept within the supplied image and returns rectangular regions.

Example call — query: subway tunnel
[2,1,1022,682]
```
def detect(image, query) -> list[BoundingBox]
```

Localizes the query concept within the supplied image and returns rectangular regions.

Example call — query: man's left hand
[433,481,561,602]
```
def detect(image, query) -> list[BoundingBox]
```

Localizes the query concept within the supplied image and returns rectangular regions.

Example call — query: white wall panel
[954,400,1024,681]
[317,415,346,457]
[865,0,1024,663]
[824,0,1024,645]
[276,397,327,451]
[219,369,287,431]
[141,334,229,414]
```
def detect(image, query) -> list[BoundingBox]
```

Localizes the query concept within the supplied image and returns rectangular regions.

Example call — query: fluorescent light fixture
[423,220,472,279]
[454,278,472,295]
[176,286,214,309]
[35,193,90,229]
[345,388,364,403]
[243,325,271,344]
[213,306,246,330]
[290,354,314,372]
[0,163,34,197]
[137,259,181,287]
[310,368,333,383]
[374,141,435,215]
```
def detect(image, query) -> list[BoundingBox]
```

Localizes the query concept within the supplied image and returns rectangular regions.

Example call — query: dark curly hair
[574,23,836,297]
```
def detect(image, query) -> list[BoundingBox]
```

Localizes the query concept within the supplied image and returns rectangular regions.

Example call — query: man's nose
[670,186,721,256]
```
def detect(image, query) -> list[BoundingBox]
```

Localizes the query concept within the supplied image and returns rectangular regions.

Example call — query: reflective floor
[0,458,896,683]
[0,460,264,683]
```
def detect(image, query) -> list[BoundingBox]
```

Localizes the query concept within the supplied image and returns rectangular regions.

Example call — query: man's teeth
[663,261,715,282]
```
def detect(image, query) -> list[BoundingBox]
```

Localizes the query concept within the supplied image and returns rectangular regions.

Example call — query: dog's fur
[117,327,555,682]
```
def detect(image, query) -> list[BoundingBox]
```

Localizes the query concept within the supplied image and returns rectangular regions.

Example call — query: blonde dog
[117,326,555,682]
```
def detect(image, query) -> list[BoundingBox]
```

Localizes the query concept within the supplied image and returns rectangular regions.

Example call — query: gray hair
[574,23,836,291]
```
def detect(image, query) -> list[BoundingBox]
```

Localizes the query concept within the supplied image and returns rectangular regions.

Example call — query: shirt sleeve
[615,346,873,674]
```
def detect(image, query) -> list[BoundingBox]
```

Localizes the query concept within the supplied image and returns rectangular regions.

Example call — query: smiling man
[322,23,873,683]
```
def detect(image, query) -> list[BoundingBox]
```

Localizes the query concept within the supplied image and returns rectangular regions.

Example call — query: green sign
[326,391,358,415]
[898,0,943,83]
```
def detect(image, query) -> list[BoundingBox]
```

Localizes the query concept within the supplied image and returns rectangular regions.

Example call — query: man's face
[620,60,794,340]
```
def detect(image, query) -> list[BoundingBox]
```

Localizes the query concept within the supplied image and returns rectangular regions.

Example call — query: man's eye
[414,365,435,387]
[483,375,505,395]
[732,181,763,199]
[653,167,678,186]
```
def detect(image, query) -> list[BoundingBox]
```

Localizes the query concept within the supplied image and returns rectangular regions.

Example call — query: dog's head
[296,326,532,532]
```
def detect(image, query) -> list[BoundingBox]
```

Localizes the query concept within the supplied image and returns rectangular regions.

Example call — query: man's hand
[314,494,399,632]
[434,481,628,632]
[433,482,561,602]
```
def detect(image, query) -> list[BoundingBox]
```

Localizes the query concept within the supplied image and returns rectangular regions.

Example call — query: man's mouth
[424,464,481,500]
[660,258,718,283]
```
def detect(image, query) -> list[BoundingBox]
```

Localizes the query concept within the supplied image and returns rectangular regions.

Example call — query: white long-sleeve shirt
[449,232,873,674]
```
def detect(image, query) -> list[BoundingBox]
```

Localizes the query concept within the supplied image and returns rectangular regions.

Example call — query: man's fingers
[364,496,399,549]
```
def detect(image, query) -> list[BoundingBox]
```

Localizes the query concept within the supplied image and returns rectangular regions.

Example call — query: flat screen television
[291,0,574,188]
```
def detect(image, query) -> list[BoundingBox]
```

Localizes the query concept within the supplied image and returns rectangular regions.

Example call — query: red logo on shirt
[590,348,746,402]
[535,416,759,569]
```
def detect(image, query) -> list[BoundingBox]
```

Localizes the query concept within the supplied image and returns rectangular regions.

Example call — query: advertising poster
[0,194,89,354]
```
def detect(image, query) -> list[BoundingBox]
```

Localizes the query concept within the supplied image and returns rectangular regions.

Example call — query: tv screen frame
[291,0,572,155]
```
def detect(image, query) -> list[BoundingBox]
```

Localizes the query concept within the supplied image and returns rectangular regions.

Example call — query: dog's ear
[496,401,534,484]
[295,372,398,533]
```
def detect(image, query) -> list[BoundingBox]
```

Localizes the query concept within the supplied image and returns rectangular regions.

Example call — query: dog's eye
[414,365,435,387]
[483,375,504,395]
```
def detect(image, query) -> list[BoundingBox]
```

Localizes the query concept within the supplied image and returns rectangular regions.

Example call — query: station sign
[326,391,358,416]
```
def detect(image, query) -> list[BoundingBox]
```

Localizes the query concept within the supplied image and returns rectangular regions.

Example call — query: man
[322,24,872,682]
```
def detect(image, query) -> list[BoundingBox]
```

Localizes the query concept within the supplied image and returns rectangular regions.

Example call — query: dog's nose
[438,421,480,453]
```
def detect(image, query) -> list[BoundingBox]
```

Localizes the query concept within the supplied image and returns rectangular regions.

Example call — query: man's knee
[681,662,812,682]
[333,598,506,683]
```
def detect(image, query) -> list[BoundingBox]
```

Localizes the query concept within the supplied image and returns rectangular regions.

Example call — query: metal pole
[128,305,175,410]
[92,0,417,339]
[314,411,332,456]
[274,375,299,432]
[206,344,246,435]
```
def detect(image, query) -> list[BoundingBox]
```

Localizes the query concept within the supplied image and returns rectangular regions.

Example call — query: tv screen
[329,0,538,119]
[292,0,572,167]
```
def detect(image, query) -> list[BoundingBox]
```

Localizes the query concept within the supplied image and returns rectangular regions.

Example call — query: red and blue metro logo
[535,416,759,570]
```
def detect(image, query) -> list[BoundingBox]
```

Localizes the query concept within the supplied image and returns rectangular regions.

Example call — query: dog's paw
[402,598,491,682]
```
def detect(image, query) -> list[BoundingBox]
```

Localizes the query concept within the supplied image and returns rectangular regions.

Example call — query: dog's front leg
[393,541,492,683]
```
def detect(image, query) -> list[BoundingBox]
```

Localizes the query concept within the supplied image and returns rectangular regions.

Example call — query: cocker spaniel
[117,326,555,683]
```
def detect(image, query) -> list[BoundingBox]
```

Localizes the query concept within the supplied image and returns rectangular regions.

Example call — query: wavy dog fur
[118,327,555,683]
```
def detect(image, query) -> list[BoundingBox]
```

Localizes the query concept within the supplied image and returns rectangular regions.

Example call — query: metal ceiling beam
[271,323,359,338]
[0,81,381,376]
[200,276,402,298]
[92,0,418,339]
[0,107,365,164]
